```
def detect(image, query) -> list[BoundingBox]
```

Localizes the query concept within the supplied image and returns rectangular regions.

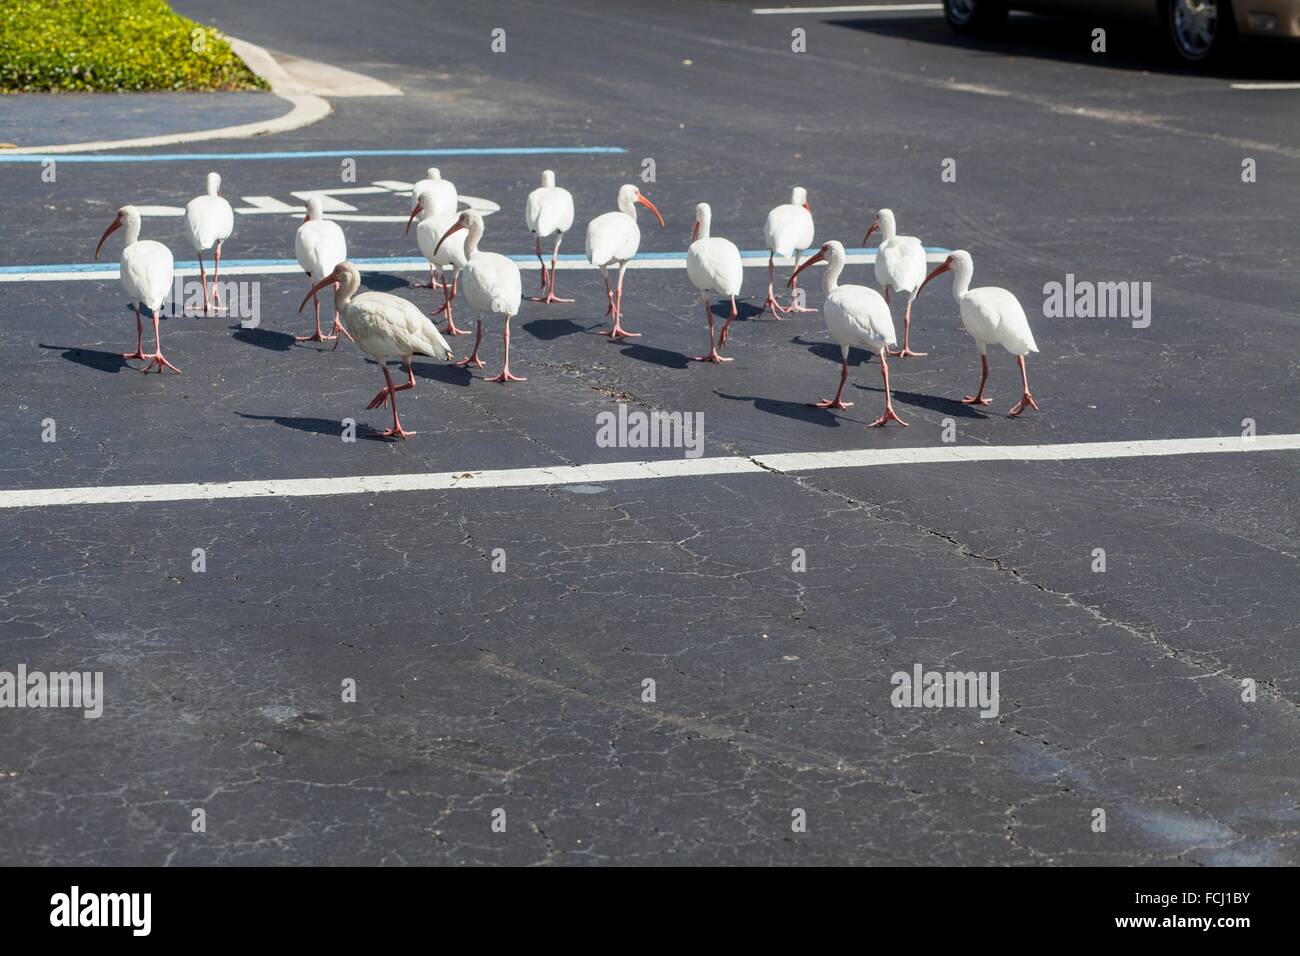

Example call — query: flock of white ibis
[92,168,1040,439]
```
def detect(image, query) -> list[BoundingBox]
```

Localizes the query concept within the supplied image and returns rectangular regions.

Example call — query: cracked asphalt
[0,0,1297,865]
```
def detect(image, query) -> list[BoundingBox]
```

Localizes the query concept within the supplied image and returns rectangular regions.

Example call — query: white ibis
[435,210,526,383]
[295,196,351,347]
[585,183,664,339]
[790,240,906,427]
[299,261,452,440]
[406,187,470,336]
[525,169,575,304]
[183,171,233,315]
[917,250,1040,416]
[95,205,179,374]
[686,203,743,363]
[409,167,456,226]
[864,208,928,357]
[762,185,815,319]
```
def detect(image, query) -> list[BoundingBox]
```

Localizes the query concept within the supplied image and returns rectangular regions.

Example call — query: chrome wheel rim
[1172,0,1218,59]
[947,0,977,24]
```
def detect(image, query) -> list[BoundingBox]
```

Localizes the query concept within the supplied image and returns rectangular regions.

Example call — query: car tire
[1164,0,1237,65]
[943,0,1009,35]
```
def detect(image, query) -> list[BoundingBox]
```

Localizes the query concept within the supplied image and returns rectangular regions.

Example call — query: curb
[1,36,400,156]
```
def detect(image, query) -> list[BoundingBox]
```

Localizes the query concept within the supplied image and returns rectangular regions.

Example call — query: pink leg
[486,315,527,382]
[377,363,417,439]
[534,236,548,290]
[889,295,927,357]
[869,351,907,427]
[762,253,788,319]
[601,263,639,338]
[718,295,738,347]
[455,319,486,369]
[367,359,416,409]
[812,357,854,410]
[962,354,992,405]
[123,306,147,360]
[197,253,209,316]
[531,233,574,304]
[297,289,333,343]
[438,272,470,335]
[329,281,352,350]
[140,309,181,374]
[785,252,817,314]
[691,296,734,363]
[1008,355,1040,417]
[211,240,224,312]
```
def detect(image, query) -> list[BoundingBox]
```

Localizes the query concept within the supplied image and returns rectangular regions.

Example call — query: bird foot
[690,351,733,363]
[528,290,575,304]
[762,294,789,319]
[1008,392,1040,417]
[139,353,181,375]
[869,405,908,427]
[784,304,817,314]
[366,387,392,410]
[455,354,486,369]
[486,368,527,383]
[296,330,337,344]
[961,394,992,406]
[443,320,472,336]
[600,324,640,339]
[889,347,928,358]
[812,398,853,409]
[379,425,416,439]
[121,349,147,361]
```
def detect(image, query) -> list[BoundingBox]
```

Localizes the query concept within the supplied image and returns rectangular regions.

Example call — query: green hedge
[0,0,269,92]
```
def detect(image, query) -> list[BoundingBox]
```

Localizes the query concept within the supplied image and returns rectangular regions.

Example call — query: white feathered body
[184,194,234,252]
[526,185,575,239]
[875,235,926,296]
[417,208,468,270]
[960,287,1039,357]
[586,210,640,266]
[463,252,523,316]
[687,237,743,297]
[120,240,174,312]
[764,203,814,258]
[412,178,456,221]
[342,291,452,362]
[296,219,347,281]
[825,284,896,356]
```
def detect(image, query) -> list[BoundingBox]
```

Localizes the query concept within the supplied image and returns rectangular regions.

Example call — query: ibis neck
[879,217,896,242]
[464,221,483,257]
[122,216,141,247]
[823,251,845,292]
[618,193,637,218]
[951,263,972,299]
[335,272,359,313]
[696,211,711,241]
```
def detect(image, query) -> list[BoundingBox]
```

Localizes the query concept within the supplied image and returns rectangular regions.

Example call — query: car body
[942,0,1300,64]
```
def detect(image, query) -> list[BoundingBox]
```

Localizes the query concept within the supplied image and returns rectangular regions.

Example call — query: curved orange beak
[299,267,340,312]
[863,222,879,246]
[788,246,828,287]
[94,217,122,260]
[918,258,953,296]
[434,220,466,257]
[636,193,665,227]
[803,202,811,213]
[405,202,423,236]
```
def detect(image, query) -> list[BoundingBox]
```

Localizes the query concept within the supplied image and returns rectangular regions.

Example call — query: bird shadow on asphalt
[412,361,473,386]
[359,273,413,293]
[619,344,691,369]
[714,391,842,427]
[523,317,588,341]
[231,326,296,351]
[792,336,871,366]
[235,412,386,439]
[39,343,130,374]
[852,383,990,419]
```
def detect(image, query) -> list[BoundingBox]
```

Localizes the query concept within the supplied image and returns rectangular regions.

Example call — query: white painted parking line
[1229,82,1300,91]
[2,435,1296,510]
[752,4,942,13]
[0,250,947,283]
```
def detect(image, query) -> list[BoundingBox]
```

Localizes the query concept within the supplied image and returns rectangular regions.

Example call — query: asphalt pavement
[0,0,1297,865]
